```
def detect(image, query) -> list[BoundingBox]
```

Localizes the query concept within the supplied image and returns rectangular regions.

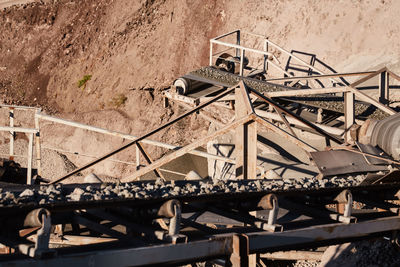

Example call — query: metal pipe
[9,108,14,160]
[50,87,235,184]
[0,126,38,134]
[37,113,235,165]
[27,133,34,185]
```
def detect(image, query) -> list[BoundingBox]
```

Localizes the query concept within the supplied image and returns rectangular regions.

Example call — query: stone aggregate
[191,67,388,119]
[0,175,366,207]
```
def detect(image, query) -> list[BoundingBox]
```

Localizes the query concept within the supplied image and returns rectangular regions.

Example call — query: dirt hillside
[1,0,400,179]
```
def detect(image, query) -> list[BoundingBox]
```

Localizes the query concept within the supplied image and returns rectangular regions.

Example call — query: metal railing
[0,103,236,184]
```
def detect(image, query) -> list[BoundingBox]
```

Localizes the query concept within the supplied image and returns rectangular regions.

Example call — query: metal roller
[23,208,50,228]
[173,77,204,95]
[215,53,249,74]
[360,113,400,160]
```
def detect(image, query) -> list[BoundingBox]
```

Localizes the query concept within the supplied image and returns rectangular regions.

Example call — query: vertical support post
[240,49,245,77]
[379,71,389,104]
[230,234,249,267]
[236,30,241,58]
[9,108,14,161]
[243,121,257,179]
[27,133,34,185]
[136,144,140,170]
[344,91,354,143]
[235,85,257,179]
[209,41,213,66]
[34,114,42,176]
[263,40,269,74]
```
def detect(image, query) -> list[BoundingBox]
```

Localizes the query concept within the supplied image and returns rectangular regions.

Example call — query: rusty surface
[356,142,391,165]
[310,150,388,177]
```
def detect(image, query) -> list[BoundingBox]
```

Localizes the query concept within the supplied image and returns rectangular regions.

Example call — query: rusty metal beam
[249,87,344,145]
[50,87,235,184]
[248,216,400,252]
[344,91,355,142]
[235,82,257,179]
[254,116,316,152]
[136,142,165,181]
[264,71,376,83]
[122,114,254,182]
[230,234,249,267]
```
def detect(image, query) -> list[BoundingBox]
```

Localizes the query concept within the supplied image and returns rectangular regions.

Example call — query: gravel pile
[321,239,400,267]
[293,260,319,267]
[190,67,389,120]
[0,175,366,207]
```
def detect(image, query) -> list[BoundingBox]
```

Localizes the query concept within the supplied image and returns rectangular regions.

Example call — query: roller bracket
[255,194,282,232]
[158,200,187,244]
[334,190,355,224]
[19,212,55,258]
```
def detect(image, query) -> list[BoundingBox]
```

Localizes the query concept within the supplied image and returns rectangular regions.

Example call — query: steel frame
[1,183,400,266]
[2,31,400,266]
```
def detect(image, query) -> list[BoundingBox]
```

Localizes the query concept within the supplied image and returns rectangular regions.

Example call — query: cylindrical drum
[370,113,400,160]
[173,77,204,95]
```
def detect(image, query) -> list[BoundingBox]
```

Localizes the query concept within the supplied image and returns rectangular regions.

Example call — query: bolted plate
[356,142,391,165]
[310,150,389,177]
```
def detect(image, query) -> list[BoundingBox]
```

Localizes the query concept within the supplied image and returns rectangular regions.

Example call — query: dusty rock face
[1,0,400,181]
[2,0,400,115]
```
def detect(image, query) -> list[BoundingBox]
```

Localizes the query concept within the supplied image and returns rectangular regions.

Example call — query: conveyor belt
[189,67,389,120]
[1,176,400,213]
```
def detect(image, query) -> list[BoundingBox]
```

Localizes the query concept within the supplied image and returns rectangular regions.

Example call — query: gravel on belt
[293,260,320,267]
[0,175,366,207]
[190,67,389,120]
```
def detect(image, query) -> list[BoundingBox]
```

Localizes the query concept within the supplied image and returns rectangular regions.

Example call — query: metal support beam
[248,216,400,252]
[34,114,42,177]
[123,115,252,182]
[9,108,14,161]
[51,87,235,184]
[236,30,241,58]
[7,238,233,267]
[136,142,165,181]
[379,71,389,104]
[240,49,244,76]
[27,133,34,185]
[230,234,249,267]
[235,83,257,179]
[344,91,355,143]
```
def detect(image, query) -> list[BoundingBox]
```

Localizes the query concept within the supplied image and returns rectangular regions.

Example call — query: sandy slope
[1,0,400,180]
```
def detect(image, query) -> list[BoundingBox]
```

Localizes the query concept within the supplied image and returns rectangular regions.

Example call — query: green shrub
[77,75,92,89]
[111,94,128,107]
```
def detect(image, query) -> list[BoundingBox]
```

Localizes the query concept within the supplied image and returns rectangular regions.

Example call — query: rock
[68,187,85,201]
[19,189,34,197]
[83,173,102,183]
[184,170,203,180]
[264,169,282,180]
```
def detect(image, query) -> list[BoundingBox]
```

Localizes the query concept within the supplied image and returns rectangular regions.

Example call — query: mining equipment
[0,30,400,266]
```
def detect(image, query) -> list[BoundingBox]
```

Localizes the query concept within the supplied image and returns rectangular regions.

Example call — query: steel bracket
[19,213,55,258]
[334,190,355,224]
[161,200,187,244]
[255,194,283,232]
